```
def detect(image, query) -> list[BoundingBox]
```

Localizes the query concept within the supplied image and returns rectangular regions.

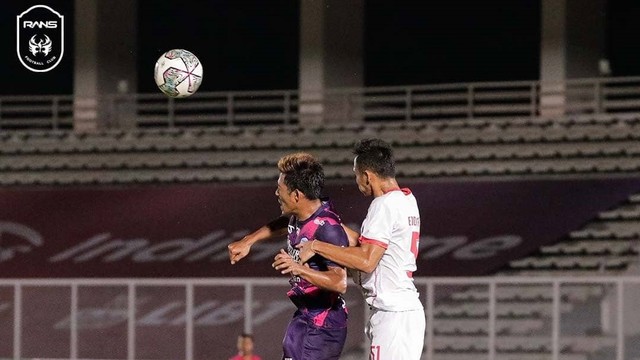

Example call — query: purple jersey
[285,200,349,327]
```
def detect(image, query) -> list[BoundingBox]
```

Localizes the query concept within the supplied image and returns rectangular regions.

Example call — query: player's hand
[228,237,251,264]
[272,249,304,276]
[297,240,315,264]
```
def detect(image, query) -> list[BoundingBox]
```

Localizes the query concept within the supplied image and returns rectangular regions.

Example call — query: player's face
[276,173,297,215]
[237,336,254,355]
[353,157,372,196]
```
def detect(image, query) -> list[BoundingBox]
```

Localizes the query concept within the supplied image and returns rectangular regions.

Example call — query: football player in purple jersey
[229,152,349,360]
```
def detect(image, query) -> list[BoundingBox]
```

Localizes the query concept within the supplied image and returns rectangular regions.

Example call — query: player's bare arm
[228,216,288,264]
[298,240,385,274]
[341,223,360,247]
[272,249,347,294]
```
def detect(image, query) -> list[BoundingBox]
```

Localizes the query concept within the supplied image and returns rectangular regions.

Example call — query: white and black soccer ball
[154,49,203,98]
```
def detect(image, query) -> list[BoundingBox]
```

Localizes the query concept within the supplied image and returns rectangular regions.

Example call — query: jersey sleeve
[359,198,393,249]
[314,221,348,268]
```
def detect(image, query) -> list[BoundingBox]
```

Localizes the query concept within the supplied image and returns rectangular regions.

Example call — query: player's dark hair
[240,333,253,340]
[353,138,396,178]
[278,152,324,200]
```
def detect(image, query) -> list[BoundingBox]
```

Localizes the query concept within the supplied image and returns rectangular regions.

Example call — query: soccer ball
[154,49,203,98]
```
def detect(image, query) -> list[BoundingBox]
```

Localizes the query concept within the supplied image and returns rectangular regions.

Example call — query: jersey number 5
[370,345,381,360]
[410,231,419,259]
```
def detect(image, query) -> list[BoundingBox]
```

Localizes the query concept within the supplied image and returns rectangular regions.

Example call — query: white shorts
[366,307,425,360]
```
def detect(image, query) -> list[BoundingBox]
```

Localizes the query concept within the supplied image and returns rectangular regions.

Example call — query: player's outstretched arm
[299,240,385,274]
[228,216,288,264]
[272,249,347,294]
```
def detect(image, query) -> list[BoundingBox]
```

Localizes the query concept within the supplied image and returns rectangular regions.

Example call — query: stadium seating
[427,190,640,360]
[429,281,616,359]
[1,114,640,185]
[501,192,640,275]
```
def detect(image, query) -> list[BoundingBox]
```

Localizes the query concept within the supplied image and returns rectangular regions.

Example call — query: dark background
[2,0,640,94]
[137,0,300,92]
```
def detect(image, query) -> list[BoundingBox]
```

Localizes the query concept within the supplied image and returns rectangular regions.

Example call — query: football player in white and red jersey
[298,138,425,360]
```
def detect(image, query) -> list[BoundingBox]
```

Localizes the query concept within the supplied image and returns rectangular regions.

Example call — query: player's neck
[295,199,322,221]
[373,178,400,197]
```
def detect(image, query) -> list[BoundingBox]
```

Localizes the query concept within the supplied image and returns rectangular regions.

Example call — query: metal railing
[0,276,638,360]
[0,94,74,130]
[2,77,640,131]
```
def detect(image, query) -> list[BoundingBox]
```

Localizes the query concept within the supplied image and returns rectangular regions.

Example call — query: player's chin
[280,206,292,216]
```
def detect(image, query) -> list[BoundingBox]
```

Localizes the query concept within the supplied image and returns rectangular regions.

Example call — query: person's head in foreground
[353,138,397,197]
[276,152,324,216]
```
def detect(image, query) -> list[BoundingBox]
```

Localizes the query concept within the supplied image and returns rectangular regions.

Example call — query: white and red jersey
[358,188,423,312]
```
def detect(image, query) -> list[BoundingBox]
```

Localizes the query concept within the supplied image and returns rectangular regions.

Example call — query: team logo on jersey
[313,218,325,226]
[17,5,64,72]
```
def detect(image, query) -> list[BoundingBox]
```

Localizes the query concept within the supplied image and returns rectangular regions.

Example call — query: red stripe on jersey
[382,187,412,195]
[359,235,388,249]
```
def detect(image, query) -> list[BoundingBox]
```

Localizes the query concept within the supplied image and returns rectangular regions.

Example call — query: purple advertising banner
[0,178,639,278]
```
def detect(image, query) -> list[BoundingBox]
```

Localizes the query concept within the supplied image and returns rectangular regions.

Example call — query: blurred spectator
[228,333,262,360]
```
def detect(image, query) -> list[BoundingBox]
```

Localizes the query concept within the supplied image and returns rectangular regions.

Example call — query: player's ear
[363,170,372,185]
